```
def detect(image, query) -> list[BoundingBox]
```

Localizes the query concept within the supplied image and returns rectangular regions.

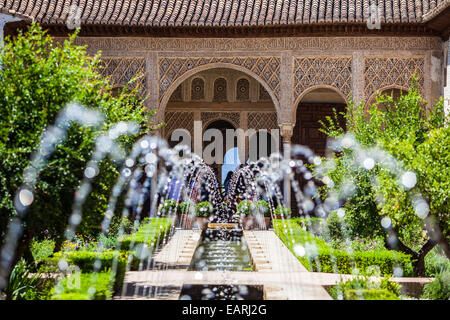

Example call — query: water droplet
[145,153,157,164]
[401,171,417,189]
[84,166,97,179]
[18,188,34,207]
[363,157,375,170]
[293,245,306,257]
[125,158,134,167]
[381,217,392,229]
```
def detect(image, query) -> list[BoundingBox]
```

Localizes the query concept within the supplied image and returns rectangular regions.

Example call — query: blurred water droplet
[18,188,34,207]
[401,171,417,189]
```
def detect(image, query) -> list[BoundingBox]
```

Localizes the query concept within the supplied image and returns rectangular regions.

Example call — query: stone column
[352,51,364,106]
[279,123,294,209]
[147,52,160,127]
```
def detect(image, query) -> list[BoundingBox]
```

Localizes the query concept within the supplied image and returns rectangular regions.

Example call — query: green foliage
[0,259,53,300]
[273,206,291,218]
[256,200,271,217]
[274,219,413,276]
[30,238,55,263]
[51,272,113,300]
[319,83,449,272]
[43,250,127,293]
[157,199,178,216]
[425,247,450,277]
[237,201,256,217]
[421,269,450,300]
[178,201,195,215]
[195,201,213,217]
[328,275,401,300]
[0,23,153,247]
[119,217,173,251]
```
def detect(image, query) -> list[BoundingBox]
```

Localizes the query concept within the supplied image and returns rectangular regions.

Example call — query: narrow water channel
[189,229,254,271]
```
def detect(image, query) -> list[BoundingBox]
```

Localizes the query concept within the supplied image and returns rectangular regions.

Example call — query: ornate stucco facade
[1,1,449,149]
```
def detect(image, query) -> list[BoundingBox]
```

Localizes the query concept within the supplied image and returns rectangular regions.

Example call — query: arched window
[236,78,250,101]
[191,78,205,100]
[213,78,227,102]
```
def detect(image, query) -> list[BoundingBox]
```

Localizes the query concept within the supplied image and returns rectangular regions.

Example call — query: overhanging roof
[1,0,449,37]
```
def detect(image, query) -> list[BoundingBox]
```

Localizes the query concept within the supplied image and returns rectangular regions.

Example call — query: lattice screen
[159,57,281,103]
[294,56,352,102]
[363,57,425,99]
[248,112,278,130]
[163,111,194,139]
[99,57,146,94]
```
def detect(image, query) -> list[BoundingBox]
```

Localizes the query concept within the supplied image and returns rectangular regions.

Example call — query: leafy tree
[320,83,449,276]
[0,24,155,263]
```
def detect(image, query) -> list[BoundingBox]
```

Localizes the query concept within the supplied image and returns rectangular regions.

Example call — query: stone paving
[116,229,433,300]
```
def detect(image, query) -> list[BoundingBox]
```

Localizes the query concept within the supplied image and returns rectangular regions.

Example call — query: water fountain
[0,102,442,301]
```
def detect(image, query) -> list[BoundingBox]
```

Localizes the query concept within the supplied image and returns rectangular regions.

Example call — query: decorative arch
[158,58,281,121]
[292,85,348,123]
[201,112,240,130]
[365,85,409,108]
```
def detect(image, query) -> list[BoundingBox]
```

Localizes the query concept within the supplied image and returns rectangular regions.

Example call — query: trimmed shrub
[195,201,213,217]
[157,199,178,216]
[237,201,256,217]
[51,272,113,300]
[345,289,399,300]
[274,219,413,276]
[273,206,291,218]
[119,217,173,251]
[178,201,195,215]
[328,276,401,300]
[256,200,271,217]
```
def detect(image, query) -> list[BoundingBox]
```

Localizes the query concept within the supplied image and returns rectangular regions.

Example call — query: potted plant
[177,201,196,229]
[273,205,291,219]
[256,200,272,229]
[158,199,178,217]
[237,200,256,230]
[195,201,213,230]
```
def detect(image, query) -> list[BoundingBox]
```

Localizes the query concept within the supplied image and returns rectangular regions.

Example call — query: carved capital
[279,123,294,143]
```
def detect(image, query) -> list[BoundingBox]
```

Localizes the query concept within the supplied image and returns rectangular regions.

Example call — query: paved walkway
[116,229,433,300]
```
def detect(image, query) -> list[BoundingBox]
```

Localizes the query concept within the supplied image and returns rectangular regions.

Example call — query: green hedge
[274,219,413,276]
[51,272,113,300]
[119,217,173,250]
[345,289,399,300]
[43,250,127,293]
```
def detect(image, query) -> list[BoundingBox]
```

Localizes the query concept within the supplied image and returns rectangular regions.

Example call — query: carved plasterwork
[70,37,442,53]
[98,57,146,93]
[248,112,278,130]
[364,57,425,99]
[159,56,281,103]
[169,85,183,102]
[201,112,240,129]
[191,78,205,101]
[213,78,228,102]
[237,78,250,101]
[164,111,194,139]
[294,56,352,102]
[259,85,272,101]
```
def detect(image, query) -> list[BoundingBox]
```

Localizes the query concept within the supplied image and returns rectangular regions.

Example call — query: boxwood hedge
[274,219,413,276]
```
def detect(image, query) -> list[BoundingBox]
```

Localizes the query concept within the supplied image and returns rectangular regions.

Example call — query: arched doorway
[291,87,347,214]
[164,67,279,176]
[293,87,347,156]
[203,119,237,183]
